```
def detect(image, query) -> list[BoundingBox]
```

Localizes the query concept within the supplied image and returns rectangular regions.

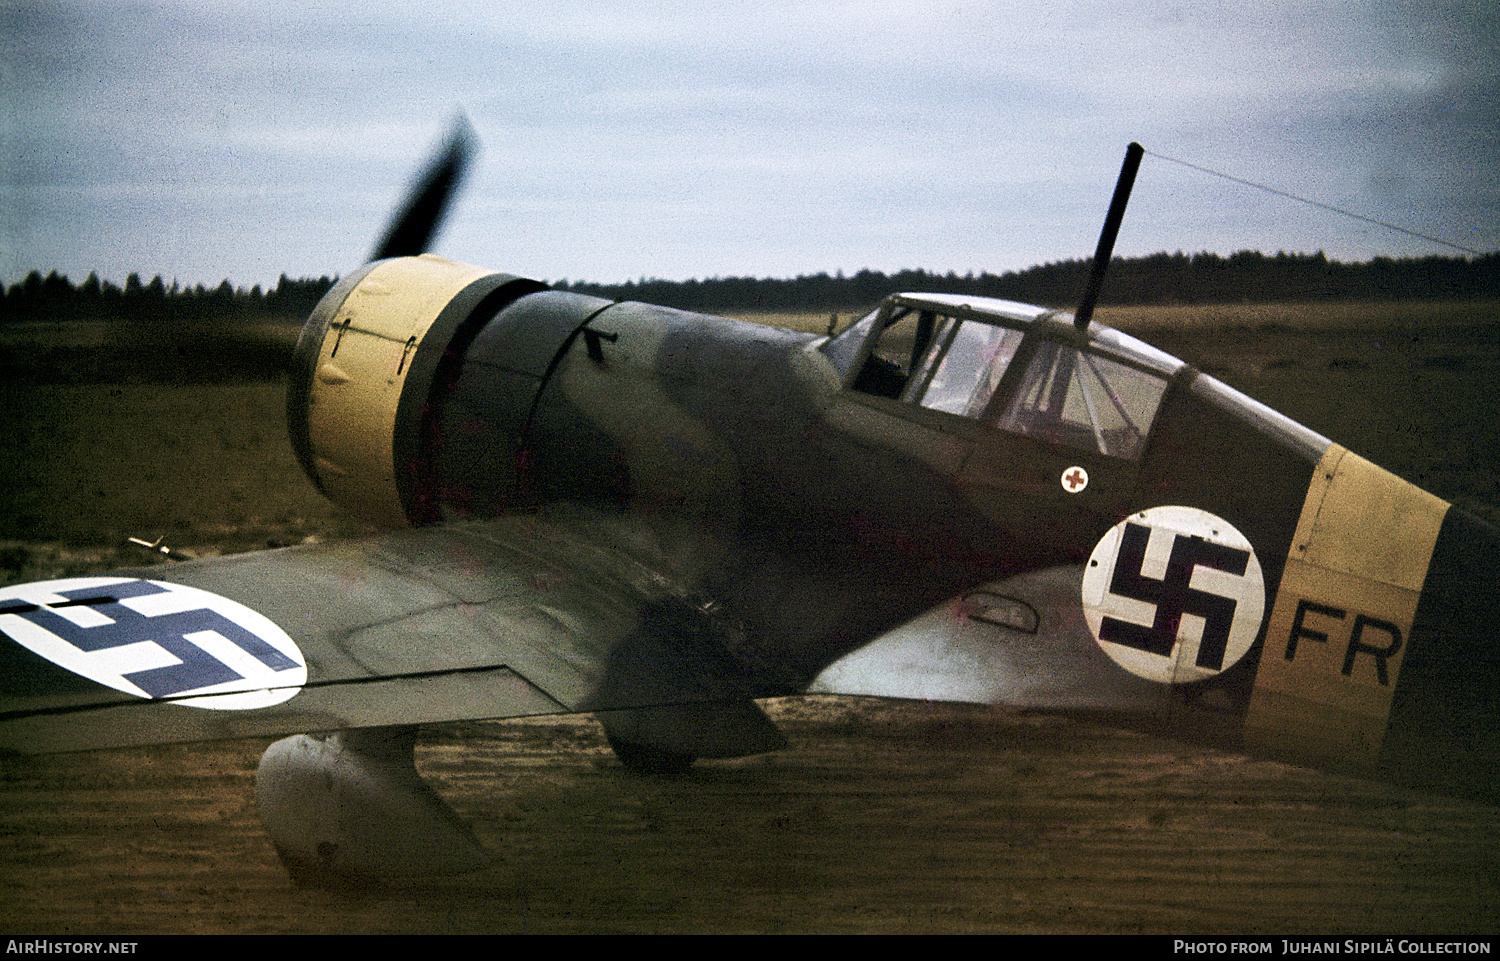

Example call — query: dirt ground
[2,699,1498,935]
[2,303,1499,934]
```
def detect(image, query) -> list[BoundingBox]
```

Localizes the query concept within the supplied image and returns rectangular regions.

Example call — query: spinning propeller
[368,117,476,263]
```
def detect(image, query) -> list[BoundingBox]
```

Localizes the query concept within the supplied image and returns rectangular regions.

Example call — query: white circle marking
[0,577,307,710]
[1081,507,1265,684]
[1061,466,1089,493]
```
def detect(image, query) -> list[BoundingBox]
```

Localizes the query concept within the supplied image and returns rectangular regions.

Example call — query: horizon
[7,245,1495,297]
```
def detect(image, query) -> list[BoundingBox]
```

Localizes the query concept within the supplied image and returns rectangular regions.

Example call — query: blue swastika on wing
[10,581,299,699]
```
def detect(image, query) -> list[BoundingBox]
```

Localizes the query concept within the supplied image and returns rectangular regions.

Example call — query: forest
[2,249,1497,324]
[0,271,335,324]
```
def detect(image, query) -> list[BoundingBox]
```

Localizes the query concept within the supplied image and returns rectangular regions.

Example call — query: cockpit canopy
[822,293,1184,461]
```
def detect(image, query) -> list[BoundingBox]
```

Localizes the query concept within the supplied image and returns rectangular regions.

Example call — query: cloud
[3,0,1496,289]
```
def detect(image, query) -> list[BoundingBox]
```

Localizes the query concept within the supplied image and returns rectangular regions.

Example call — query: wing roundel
[0,513,762,755]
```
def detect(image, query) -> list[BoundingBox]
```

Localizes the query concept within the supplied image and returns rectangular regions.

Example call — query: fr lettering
[1284,599,1403,686]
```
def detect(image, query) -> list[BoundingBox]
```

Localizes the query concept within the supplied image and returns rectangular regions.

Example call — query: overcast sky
[3,0,1497,291]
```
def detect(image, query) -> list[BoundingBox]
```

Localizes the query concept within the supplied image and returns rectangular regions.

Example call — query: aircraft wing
[0,512,762,755]
[809,564,1175,714]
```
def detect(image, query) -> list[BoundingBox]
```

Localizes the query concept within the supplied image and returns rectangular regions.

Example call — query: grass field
[732,298,1500,335]
[3,298,1498,582]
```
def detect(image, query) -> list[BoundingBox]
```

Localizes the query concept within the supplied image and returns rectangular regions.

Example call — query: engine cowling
[287,254,614,527]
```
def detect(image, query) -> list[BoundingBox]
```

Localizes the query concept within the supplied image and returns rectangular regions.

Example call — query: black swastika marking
[1099,522,1252,671]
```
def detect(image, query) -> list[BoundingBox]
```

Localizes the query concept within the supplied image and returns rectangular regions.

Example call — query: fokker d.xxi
[2,135,1495,885]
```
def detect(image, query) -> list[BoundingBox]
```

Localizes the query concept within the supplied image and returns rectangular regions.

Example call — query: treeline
[0,271,336,324]
[3,251,1498,323]
[554,251,1500,312]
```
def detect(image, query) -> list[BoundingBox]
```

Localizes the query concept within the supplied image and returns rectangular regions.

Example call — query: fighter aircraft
[1,133,1495,886]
